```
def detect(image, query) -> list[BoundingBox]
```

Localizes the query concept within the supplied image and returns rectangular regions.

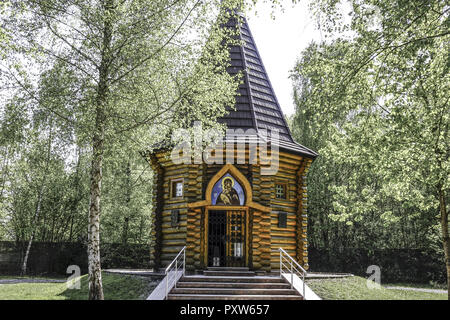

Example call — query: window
[171,210,180,227]
[275,183,287,199]
[278,212,287,228]
[171,179,184,198]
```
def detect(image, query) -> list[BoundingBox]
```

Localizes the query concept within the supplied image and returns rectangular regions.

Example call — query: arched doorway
[204,164,252,267]
[188,164,271,269]
[205,166,251,267]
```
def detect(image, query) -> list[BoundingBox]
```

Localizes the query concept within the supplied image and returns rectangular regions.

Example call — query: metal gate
[207,210,247,267]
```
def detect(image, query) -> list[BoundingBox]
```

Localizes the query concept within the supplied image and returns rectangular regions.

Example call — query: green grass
[306,276,448,300]
[0,272,158,300]
[383,282,447,290]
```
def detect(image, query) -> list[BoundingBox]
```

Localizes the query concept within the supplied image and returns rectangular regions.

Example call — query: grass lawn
[383,282,447,290]
[306,276,447,300]
[0,272,158,300]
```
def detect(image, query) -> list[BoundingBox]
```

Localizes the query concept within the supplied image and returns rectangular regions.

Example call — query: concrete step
[171,288,298,295]
[168,294,303,300]
[206,267,249,271]
[203,270,256,277]
[180,276,285,283]
[177,281,291,289]
[170,273,303,300]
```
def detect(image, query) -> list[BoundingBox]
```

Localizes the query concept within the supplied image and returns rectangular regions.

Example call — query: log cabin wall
[251,164,271,272]
[148,151,190,269]
[147,148,312,272]
[269,151,305,271]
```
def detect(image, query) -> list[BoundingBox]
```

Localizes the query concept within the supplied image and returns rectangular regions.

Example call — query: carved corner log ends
[296,158,312,270]
[149,154,165,271]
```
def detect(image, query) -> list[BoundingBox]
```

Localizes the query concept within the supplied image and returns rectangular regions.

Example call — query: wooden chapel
[144,9,318,274]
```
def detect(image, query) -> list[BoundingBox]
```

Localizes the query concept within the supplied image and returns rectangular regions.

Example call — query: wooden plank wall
[269,152,305,271]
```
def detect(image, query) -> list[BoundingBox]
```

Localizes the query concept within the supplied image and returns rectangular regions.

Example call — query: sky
[245,1,323,116]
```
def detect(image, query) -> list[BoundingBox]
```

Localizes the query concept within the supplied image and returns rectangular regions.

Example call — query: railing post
[290,260,293,289]
[279,250,282,278]
[164,246,186,300]
[303,272,306,298]
[183,248,186,276]
[175,258,178,288]
[165,272,168,299]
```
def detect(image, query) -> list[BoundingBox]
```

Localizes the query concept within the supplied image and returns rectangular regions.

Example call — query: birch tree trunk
[439,188,449,300]
[87,0,113,300]
[21,117,53,275]
[88,119,104,300]
[20,185,44,275]
[122,162,131,244]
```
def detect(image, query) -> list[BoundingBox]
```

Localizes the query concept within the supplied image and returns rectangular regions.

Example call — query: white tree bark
[21,185,44,275]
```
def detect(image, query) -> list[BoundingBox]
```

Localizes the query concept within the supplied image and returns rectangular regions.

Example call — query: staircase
[167,267,303,300]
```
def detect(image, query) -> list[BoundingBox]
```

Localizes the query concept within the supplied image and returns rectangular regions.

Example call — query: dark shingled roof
[220,13,318,159]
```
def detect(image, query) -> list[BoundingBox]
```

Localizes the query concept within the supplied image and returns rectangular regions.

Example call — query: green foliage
[291,0,448,252]
[0,0,247,246]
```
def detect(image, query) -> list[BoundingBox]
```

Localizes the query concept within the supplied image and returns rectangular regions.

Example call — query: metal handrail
[277,248,307,298]
[164,246,186,299]
[279,248,307,274]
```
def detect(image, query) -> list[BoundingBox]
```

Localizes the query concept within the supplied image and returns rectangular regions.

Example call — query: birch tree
[292,0,449,298]
[1,0,243,299]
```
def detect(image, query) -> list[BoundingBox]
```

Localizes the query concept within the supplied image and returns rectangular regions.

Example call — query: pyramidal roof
[219,13,317,159]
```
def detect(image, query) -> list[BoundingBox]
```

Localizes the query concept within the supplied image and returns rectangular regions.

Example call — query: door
[207,209,247,267]
[207,210,226,267]
[225,210,246,267]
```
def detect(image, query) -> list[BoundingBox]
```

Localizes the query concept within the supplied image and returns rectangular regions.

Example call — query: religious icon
[212,173,245,206]
[216,177,241,205]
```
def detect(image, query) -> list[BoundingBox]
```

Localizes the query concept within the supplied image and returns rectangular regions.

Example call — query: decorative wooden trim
[246,208,249,266]
[206,205,246,211]
[203,208,209,266]
[205,164,253,205]
[248,202,271,212]
[190,163,270,212]
[187,164,271,270]
[188,200,208,208]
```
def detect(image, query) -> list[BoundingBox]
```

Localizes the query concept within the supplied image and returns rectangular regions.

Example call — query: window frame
[170,178,184,199]
[274,182,288,200]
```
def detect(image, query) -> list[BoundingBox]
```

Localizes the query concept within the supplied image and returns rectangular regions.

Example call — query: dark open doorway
[207,210,246,267]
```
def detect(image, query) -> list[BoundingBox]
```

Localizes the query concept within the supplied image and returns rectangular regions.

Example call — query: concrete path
[384,286,447,294]
[0,278,66,284]
[306,272,354,279]
[104,269,165,277]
